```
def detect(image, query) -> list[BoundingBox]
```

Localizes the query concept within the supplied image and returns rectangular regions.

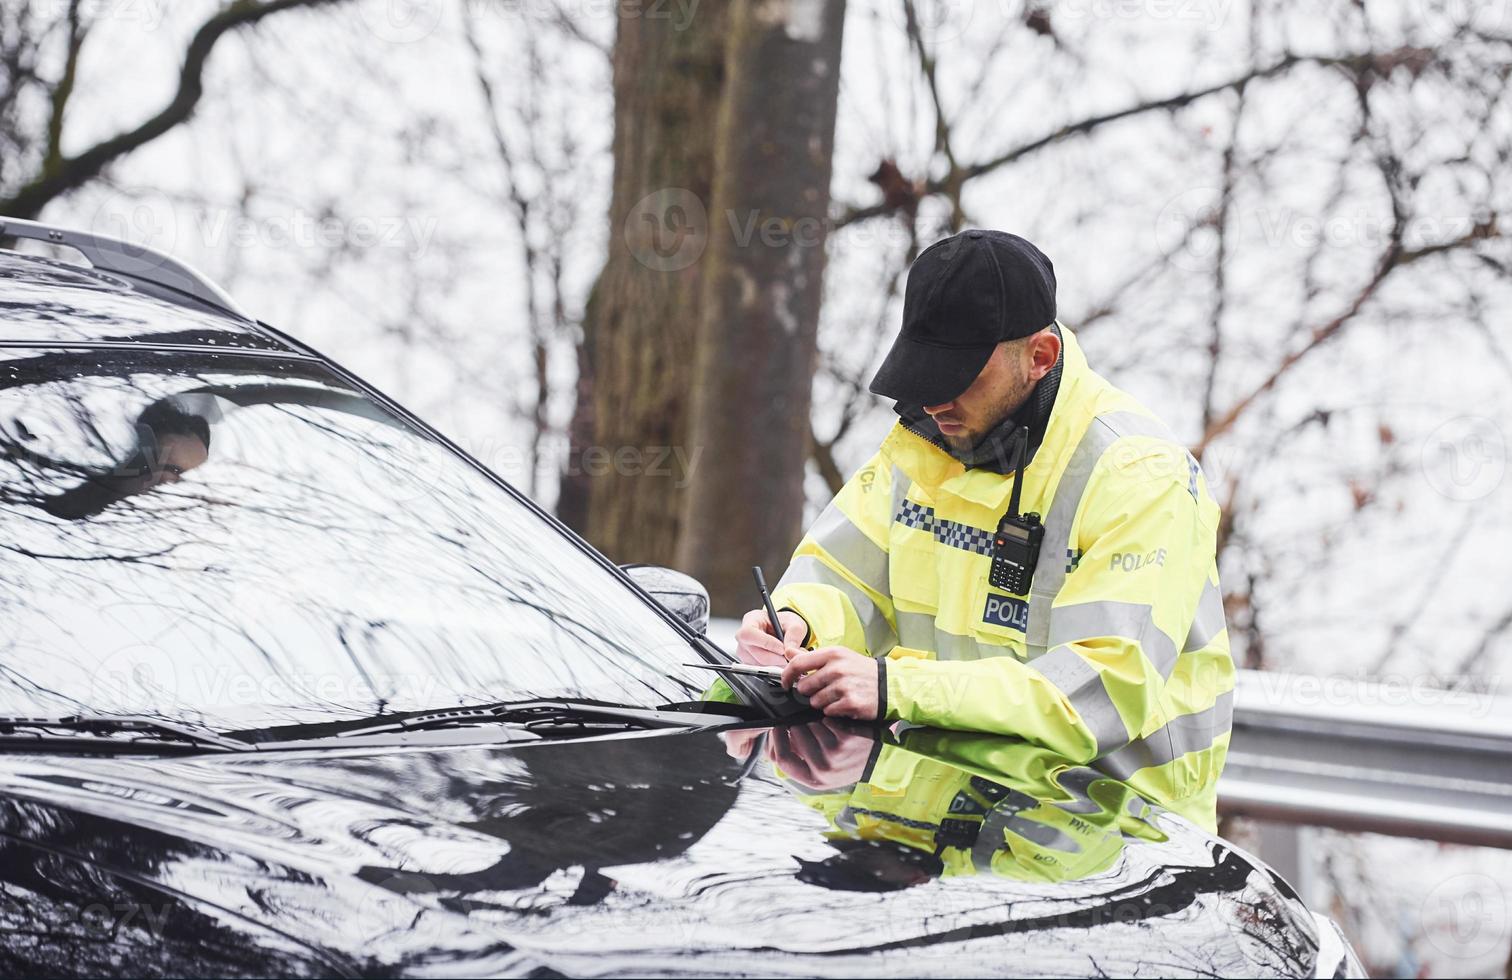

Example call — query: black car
[0,217,1364,978]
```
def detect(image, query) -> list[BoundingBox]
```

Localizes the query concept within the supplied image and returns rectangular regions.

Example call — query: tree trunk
[676,0,847,615]
[558,0,730,564]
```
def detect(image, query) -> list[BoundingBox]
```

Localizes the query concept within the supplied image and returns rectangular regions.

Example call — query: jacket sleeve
[770,453,898,657]
[883,438,1218,763]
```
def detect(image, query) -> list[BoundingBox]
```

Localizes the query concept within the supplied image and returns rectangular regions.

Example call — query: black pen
[752,565,785,648]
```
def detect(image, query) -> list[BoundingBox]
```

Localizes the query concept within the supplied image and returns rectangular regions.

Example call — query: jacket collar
[883,323,1089,511]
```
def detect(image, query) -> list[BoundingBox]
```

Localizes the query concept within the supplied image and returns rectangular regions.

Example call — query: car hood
[0,721,1321,977]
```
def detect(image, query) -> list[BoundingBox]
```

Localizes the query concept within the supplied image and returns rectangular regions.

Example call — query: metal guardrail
[1220,670,1512,849]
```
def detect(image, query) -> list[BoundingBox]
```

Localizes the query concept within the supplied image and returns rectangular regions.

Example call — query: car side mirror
[621,564,710,635]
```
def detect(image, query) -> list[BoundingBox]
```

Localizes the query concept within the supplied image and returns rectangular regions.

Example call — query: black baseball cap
[869,230,1057,407]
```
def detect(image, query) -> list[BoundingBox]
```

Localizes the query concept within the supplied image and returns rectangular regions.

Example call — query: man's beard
[940,373,1036,454]
[940,429,977,454]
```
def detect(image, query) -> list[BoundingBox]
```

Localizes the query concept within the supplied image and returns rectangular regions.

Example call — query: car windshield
[0,345,705,731]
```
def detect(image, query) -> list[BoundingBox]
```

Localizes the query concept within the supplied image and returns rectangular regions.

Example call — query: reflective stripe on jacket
[772,326,1234,830]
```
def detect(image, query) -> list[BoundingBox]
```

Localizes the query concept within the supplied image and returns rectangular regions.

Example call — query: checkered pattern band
[895,500,995,556]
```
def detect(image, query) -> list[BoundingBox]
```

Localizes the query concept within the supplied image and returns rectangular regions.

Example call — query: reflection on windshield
[39,397,213,520]
[0,347,701,729]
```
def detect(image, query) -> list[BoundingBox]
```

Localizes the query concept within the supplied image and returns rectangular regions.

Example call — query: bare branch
[834,49,1451,229]
[899,0,963,229]
[2,0,349,219]
[1194,217,1500,457]
[42,0,85,178]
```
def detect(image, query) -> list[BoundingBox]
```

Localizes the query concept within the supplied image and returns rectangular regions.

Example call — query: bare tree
[676,0,849,613]
[555,0,732,568]
[463,3,601,498]
[0,0,349,220]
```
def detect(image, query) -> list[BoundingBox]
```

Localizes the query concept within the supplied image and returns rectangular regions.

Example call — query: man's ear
[1027,327,1061,382]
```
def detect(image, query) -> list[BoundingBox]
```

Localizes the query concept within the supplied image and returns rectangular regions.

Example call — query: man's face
[149,432,210,486]
[922,336,1046,453]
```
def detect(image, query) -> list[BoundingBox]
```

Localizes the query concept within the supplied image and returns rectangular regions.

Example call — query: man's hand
[719,726,767,762]
[782,646,881,721]
[769,718,875,790]
[734,608,808,667]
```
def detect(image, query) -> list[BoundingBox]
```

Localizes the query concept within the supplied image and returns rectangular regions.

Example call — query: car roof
[0,220,294,354]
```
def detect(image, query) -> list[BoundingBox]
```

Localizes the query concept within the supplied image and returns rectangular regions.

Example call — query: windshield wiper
[228,698,724,746]
[0,701,732,755]
[0,715,250,754]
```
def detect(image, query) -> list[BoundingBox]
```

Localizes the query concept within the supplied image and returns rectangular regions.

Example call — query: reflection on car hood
[0,724,1321,977]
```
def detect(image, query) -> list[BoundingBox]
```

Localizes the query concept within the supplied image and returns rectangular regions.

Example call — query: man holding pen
[732,229,1234,830]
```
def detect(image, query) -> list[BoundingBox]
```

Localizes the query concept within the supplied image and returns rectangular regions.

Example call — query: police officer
[733,230,1234,829]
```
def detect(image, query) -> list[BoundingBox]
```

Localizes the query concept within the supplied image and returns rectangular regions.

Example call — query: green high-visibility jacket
[773,326,1234,830]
